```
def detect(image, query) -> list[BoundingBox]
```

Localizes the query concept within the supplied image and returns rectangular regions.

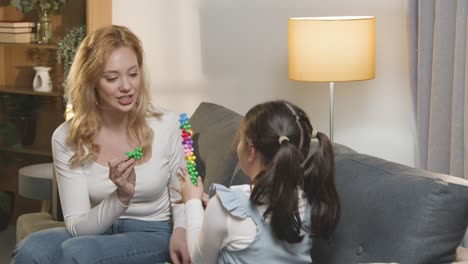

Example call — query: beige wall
[112,0,415,166]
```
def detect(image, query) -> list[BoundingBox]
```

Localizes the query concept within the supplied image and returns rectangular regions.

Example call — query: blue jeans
[11,219,172,264]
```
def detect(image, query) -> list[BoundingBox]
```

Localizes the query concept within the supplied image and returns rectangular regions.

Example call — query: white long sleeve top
[52,109,185,237]
[185,185,311,264]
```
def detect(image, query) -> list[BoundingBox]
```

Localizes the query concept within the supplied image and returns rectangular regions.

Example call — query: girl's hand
[201,192,209,208]
[108,157,136,205]
[177,167,204,203]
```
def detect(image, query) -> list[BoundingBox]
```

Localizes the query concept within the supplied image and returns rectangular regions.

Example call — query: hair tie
[311,128,318,138]
[278,136,289,144]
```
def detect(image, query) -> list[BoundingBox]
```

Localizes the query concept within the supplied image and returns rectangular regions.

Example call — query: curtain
[408,0,468,246]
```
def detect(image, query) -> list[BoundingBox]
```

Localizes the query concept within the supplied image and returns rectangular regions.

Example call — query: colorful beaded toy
[126,147,143,160]
[179,113,199,186]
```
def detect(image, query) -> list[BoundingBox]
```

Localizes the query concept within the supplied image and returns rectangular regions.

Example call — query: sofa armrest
[16,212,65,243]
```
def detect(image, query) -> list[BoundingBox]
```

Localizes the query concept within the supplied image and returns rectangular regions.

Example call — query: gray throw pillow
[189,102,249,192]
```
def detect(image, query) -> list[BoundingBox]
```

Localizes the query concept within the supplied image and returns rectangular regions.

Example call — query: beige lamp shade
[288,16,376,82]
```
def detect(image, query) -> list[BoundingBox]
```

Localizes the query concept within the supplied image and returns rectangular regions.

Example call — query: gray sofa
[190,102,468,264]
[17,102,468,264]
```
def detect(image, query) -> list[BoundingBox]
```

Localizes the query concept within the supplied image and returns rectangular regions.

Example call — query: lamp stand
[329,81,334,142]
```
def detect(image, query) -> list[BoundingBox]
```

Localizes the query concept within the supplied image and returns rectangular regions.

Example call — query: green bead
[126,147,143,160]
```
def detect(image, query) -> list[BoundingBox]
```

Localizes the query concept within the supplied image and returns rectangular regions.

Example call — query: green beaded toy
[126,147,143,160]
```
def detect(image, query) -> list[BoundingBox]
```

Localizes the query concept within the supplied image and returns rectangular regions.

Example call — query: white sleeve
[52,125,128,237]
[185,196,229,264]
[167,117,186,229]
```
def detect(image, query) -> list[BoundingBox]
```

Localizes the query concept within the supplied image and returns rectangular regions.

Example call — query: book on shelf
[0,32,34,43]
[0,27,32,33]
[0,21,35,28]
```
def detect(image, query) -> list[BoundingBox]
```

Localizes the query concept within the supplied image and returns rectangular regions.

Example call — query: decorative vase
[33,66,52,92]
[37,9,52,45]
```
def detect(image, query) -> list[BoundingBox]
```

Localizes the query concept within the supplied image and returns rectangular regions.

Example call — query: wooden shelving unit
[0,0,112,225]
[0,86,62,96]
[0,1,85,224]
[0,43,58,49]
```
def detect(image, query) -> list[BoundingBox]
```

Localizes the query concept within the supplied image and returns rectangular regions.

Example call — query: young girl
[179,100,341,263]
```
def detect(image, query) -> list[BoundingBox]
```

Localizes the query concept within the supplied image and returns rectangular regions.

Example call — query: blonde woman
[12,25,190,264]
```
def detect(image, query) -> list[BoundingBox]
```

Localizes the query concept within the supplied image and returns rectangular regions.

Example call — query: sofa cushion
[189,102,250,192]
[311,152,468,264]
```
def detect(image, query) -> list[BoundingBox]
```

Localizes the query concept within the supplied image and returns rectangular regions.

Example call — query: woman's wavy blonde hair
[65,25,160,167]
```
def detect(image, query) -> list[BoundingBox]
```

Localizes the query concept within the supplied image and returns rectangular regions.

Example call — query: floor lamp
[288,16,376,142]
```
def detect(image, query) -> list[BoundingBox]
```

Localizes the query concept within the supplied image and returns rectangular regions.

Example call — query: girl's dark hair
[245,100,340,243]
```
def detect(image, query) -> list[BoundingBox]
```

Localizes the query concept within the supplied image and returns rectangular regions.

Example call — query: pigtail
[302,132,340,239]
[251,140,304,243]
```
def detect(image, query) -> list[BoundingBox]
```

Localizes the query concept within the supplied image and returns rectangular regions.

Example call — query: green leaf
[9,0,22,11]
[57,25,86,91]
[10,0,67,15]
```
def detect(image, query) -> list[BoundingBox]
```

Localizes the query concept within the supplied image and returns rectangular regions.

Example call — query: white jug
[33,66,52,92]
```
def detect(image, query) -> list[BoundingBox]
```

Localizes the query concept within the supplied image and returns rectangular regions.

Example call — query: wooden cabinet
[0,0,111,223]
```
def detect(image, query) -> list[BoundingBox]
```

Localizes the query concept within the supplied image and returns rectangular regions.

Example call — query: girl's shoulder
[230,184,251,195]
[209,184,251,199]
[211,184,251,219]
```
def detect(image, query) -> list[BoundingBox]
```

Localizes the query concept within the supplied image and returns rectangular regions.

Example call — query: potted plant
[0,94,40,146]
[57,25,86,91]
[10,0,67,15]
[10,0,67,44]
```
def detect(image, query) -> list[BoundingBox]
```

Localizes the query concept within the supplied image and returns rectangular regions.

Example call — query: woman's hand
[108,157,136,205]
[177,167,204,203]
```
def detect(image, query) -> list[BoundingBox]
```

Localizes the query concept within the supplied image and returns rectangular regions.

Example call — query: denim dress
[213,184,313,264]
